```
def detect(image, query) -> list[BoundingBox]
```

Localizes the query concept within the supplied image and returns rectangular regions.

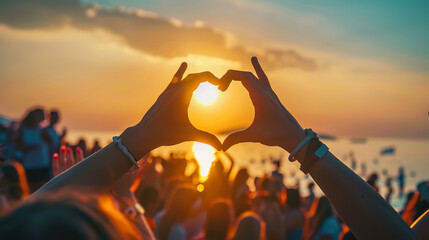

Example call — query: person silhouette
[90,139,102,155]
[15,108,50,192]
[398,167,406,196]
[386,177,393,203]
[43,110,66,159]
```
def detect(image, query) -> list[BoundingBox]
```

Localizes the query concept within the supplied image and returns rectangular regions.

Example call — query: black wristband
[300,139,324,174]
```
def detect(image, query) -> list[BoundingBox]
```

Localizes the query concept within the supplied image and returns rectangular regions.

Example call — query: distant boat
[380,146,395,156]
[350,138,367,144]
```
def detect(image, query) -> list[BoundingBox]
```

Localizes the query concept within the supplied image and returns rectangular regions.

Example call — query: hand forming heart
[219,57,306,153]
[120,63,223,159]
[120,57,307,160]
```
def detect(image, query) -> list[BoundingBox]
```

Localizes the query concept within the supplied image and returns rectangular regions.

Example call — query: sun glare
[192,142,216,182]
[193,82,219,105]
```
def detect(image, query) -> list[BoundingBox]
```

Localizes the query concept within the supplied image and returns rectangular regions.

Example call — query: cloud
[0,0,84,29]
[0,0,316,70]
[260,49,317,70]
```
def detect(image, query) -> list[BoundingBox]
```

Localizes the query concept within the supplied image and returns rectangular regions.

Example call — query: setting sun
[192,142,216,182]
[193,82,219,105]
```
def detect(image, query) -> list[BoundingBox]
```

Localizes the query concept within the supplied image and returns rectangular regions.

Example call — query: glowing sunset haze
[0,0,428,139]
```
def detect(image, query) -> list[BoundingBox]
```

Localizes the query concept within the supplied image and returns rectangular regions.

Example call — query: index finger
[218,70,261,92]
[181,71,220,91]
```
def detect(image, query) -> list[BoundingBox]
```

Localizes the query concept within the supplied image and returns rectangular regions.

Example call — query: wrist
[280,128,316,164]
[299,140,328,174]
[279,129,306,159]
[294,144,308,164]
[119,125,153,161]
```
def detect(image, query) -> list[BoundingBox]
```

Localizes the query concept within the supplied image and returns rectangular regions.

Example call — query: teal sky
[81,0,429,73]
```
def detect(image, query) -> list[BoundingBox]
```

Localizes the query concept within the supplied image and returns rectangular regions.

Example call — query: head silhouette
[0,193,141,240]
[158,185,198,240]
[232,212,265,240]
[21,108,44,127]
[205,199,232,240]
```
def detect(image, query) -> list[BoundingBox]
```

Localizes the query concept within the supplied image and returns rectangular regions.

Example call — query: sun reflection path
[192,142,216,182]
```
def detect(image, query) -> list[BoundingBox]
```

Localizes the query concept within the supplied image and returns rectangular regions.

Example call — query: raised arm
[220,57,418,240]
[32,63,222,197]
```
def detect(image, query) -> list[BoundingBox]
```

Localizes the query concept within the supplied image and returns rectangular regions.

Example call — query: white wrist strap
[288,128,317,162]
[113,136,140,168]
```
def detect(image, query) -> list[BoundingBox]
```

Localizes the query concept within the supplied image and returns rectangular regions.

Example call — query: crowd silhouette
[0,57,428,239]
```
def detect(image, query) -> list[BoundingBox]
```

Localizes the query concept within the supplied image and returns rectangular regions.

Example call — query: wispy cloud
[0,0,316,71]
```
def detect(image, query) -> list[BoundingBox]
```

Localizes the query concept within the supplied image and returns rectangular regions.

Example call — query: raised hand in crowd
[52,146,84,177]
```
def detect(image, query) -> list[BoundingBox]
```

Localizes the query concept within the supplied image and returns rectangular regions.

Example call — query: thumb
[170,62,187,85]
[193,129,222,151]
[222,130,252,151]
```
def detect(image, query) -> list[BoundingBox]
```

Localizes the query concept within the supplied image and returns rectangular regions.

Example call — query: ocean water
[211,137,428,209]
[69,130,428,209]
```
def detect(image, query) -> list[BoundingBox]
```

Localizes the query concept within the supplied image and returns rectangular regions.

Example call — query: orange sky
[0,1,428,139]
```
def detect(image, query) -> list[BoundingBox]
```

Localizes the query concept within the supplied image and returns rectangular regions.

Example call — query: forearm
[306,151,417,239]
[32,126,150,197]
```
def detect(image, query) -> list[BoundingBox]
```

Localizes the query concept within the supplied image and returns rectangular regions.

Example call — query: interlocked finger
[182,71,220,92]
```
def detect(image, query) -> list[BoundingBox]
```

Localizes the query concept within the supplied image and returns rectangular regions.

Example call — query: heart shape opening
[188,81,254,141]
